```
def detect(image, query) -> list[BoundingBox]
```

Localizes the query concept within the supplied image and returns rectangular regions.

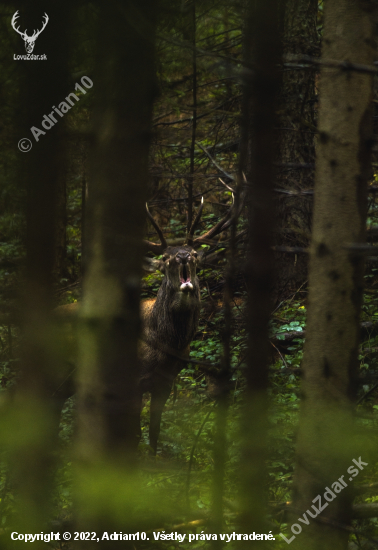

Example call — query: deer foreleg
[149,380,172,454]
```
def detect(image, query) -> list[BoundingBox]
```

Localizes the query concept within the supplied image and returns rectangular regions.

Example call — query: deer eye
[163,255,169,261]
[193,252,198,258]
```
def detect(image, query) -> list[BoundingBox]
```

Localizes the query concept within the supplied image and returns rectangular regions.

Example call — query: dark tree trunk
[274,0,319,301]
[288,1,376,548]
[238,0,282,535]
[54,169,67,281]
[8,0,71,532]
[74,0,158,540]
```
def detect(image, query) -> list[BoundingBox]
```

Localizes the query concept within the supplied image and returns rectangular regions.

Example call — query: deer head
[144,195,244,312]
[144,199,205,307]
[11,11,49,53]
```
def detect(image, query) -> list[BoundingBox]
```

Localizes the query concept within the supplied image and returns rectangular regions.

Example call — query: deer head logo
[11,11,49,54]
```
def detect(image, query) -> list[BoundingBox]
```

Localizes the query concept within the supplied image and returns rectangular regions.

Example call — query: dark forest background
[0,0,378,549]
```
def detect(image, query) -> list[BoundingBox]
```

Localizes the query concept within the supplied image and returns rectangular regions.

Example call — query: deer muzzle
[179,263,193,291]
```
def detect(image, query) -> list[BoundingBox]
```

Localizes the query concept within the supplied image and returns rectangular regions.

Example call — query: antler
[31,13,49,40]
[186,190,245,247]
[11,11,26,38]
[191,192,246,247]
[144,191,245,254]
[11,11,48,40]
[186,197,204,246]
[188,193,246,246]
[145,204,167,254]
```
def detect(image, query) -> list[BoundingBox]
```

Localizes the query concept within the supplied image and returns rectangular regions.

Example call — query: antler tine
[31,13,49,39]
[11,10,19,24]
[144,239,165,255]
[186,197,204,246]
[145,203,167,253]
[193,193,246,245]
[11,11,24,36]
[35,13,48,37]
[193,193,234,244]
[212,191,246,235]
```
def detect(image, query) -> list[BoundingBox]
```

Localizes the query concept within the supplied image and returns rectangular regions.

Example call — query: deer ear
[195,250,204,264]
[157,259,166,273]
[142,257,161,273]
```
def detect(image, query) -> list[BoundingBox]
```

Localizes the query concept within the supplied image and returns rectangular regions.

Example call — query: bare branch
[284,54,377,75]
[195,141,235,181]
[219,177,235,193]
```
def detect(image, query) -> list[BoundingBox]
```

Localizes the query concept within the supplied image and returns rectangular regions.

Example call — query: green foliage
[1,1,378,546]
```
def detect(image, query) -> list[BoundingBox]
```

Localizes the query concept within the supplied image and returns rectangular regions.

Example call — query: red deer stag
[56,197,239,453]
[140,196,242,452]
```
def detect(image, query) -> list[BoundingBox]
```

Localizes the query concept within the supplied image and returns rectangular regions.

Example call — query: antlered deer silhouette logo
[11,11,48,54]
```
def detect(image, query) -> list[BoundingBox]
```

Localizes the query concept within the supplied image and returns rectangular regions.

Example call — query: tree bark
[289,2,376,549]
[8,0,71,533]
[74,0,157,540]
[54,168,67,281]
[238,0,282,537]
[274,0,319,301]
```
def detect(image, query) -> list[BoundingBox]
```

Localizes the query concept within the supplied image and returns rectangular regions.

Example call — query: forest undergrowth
[2,195,378,547]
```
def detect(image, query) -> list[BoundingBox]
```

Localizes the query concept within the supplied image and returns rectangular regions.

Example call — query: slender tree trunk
[274,0,319,301]
[7,0,71,533]
[187,0,196,233]
[54,171,67,281]
[238,0,282,537]
[289,2,376,549]
[81,150,88,276]
[74,0,157,540]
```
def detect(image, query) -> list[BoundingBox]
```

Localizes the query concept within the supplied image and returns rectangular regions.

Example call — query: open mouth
[179,264,193,291]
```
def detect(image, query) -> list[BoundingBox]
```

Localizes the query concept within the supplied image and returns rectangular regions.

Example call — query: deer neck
[148,279,200,350]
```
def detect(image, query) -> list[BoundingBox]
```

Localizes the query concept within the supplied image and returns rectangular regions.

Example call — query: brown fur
[55,245,201,453]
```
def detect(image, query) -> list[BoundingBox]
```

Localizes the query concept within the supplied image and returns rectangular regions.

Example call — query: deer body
[54,196,238,453]
[55,245,201,453]
[139,246,201,450]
